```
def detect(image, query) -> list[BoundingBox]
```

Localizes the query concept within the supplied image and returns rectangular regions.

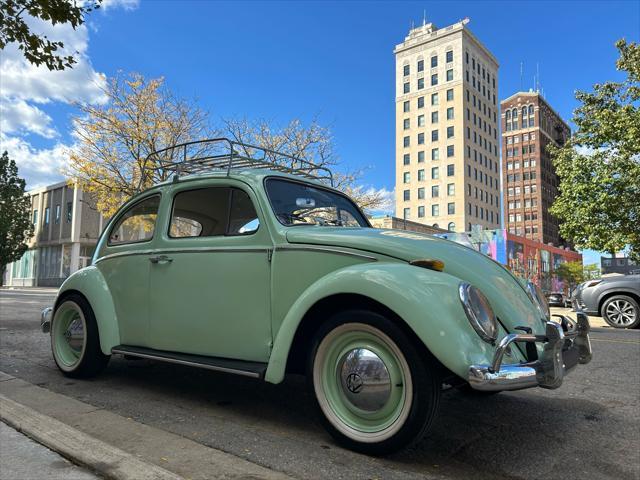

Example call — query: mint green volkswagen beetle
[41,139,592,454]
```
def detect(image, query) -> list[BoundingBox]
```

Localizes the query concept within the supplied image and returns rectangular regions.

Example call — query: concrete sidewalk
[0,422,99,480]
[0,372,292,480]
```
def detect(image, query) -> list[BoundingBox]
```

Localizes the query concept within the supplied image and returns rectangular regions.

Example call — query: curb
[0,393,183,480]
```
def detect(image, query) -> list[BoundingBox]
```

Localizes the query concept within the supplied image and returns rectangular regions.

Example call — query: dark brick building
[501,91,570,247]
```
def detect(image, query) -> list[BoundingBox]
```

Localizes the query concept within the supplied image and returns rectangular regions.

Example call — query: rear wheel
[51,294,110,378]
[602,295,640,329]
[308,310,440,455]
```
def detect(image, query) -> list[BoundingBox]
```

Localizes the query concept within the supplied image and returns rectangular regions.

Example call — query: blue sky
[1,0,638,264]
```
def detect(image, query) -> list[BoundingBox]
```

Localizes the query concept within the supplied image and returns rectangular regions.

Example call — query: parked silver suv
[572,275,640,328]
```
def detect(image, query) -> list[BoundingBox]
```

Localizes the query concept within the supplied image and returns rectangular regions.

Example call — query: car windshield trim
[263,176,371,228]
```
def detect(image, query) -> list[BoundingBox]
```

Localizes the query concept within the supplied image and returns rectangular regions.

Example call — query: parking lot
[1,288,639,480]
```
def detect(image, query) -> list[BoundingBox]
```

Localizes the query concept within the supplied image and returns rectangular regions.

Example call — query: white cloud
[0,100,57,138]
[0,133,70,189]
[101,0,140,10]
[0,4,134,189]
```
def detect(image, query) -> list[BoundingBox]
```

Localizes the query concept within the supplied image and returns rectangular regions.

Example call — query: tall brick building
[501,91,570,246]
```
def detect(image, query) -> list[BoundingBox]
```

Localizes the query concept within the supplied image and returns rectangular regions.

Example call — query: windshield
[265,178,369,227]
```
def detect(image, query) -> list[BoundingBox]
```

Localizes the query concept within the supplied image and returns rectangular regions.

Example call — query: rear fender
[56,266,119,355]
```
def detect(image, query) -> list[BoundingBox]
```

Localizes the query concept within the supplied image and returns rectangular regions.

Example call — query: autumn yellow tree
[66,73,213,217]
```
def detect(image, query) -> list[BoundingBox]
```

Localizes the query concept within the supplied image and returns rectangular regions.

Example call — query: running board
[111,345,267,379]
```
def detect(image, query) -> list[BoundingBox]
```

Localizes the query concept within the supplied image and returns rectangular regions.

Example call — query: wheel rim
[52,301,87,370]
[605,300,637,327]
[313,323,413,443]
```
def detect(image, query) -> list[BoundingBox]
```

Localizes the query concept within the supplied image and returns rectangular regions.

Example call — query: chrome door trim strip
[111,348,263,378]
[274,245,378,261]
[94,247,270,264]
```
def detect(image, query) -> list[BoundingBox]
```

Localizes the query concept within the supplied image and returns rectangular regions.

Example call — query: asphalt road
[1,288,639,480]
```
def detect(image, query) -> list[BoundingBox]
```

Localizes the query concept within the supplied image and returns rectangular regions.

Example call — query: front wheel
[51,294,110,378]
[308,310,440,455]
[602,295,640,329]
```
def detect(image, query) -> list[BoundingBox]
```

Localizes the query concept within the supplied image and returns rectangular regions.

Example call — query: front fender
[56,266,119,355]
[265,262,509,384]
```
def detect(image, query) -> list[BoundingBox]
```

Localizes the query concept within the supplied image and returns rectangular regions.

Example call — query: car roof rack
[143,138,334,187]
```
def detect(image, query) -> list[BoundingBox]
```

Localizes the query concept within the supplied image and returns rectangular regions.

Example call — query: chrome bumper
[40,307,52,333]
[468,311,592,391]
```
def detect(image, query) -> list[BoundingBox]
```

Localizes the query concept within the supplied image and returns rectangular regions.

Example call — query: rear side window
[108,195,160,245]
[169,187,259,238]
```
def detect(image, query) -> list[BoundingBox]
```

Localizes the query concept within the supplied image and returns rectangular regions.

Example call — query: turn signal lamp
[409,259,445,272]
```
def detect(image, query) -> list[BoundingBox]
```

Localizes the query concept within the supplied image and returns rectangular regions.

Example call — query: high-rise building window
[403,136,410,147]
[446,69,453,81]
[448,222,455,231]
[431,130,438,141]
[418,206,425,218]
[418,151,425,163]
[431,167,439,179]
[447,183,455,196]
[418,78,424,90]
[446,89,454,101]
[66,202,72,222]
[446,50,453,63]
[431,55,437,68]
[44,207,50,225]
[431,148,439,160]
[417,96,424,108]
[403,65,410,76]
[417,114,425,127]
[403,118,410,130]
[55,204,60,223]
[446,107,454,120]
[418,133,425,145]
[448,202,455,214]
[432,204,439,216]
[431,93,439,105]
[465,51,469,64]
[33,209,38,225]
[403,82,410,94]
[431,74,438,86]
[418,59,424,72]
[431,111,439,123]
[403,208,410,219]
[447,164,455,176]
[403,154,410,165]
[418,187,425,199]
[447,145,455,158]
[418,169,425,181]
[432,185,439,198]
[403,101,410,112]
[447,126,454,139]
[403,172,410,183]
[403,189,410,201]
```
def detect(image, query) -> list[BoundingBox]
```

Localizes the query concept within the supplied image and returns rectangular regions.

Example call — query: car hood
[286,227,545,334]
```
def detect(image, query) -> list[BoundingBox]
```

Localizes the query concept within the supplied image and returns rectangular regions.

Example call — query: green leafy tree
[549,40,640,260]
[0,151,34,285]
[554,261,585,290]
[0,0,101,70]
[583,263,601,280]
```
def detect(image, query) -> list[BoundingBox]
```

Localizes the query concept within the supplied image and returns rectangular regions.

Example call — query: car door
[95,194,161,347]
[148,181,272,362]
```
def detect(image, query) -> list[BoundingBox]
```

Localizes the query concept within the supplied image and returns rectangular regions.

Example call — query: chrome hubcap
[65,316,85,357]
[606,300,637,326]
[338,348,391,412]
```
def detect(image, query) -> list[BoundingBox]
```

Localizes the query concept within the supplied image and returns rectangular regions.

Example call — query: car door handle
[149,255,173,264]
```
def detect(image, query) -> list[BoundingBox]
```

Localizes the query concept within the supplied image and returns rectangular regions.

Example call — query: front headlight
[458,282,498,344]
[525,281,550,321]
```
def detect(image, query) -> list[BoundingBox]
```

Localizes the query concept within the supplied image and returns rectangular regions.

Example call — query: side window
[169,187,259,239]
[108,195,160,245]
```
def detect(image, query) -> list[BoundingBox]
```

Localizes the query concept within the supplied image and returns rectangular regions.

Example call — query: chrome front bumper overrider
[468,312,592,391]
[41,307,53,333]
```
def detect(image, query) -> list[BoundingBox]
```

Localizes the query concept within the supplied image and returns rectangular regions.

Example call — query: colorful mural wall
[436,229,582,293]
